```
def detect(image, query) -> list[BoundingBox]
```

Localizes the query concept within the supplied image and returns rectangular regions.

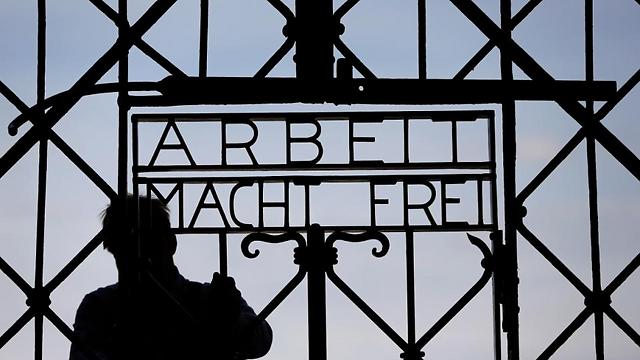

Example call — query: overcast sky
[1,0,639,359]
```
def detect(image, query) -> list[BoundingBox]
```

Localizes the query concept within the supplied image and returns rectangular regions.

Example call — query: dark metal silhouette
[1,0,638,360]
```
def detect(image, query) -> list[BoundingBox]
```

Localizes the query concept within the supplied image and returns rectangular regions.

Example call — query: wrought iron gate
[0,0,638,359]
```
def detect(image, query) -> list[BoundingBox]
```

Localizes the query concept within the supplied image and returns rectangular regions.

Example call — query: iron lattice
[0,0,638,359]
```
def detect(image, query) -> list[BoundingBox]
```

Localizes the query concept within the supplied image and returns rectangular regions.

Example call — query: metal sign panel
[133,111,497,234]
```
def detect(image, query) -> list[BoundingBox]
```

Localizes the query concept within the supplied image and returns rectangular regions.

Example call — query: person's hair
[101,194,174,256]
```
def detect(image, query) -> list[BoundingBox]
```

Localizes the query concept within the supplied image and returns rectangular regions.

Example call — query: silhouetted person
[69,195,272,360]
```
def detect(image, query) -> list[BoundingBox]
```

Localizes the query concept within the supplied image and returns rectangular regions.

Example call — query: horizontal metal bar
[127,77,616,106]
[132,109,494,122]
[135,162,494,173]
[170,224,496,235]
[136,173,493,184]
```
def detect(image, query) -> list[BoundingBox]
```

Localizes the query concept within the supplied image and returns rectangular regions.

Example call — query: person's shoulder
[81,283,118,305]
[179,276,210,297]
[74,284,119,324]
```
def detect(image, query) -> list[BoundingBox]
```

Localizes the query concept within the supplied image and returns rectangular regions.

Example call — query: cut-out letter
[148,120,196,166]
[189,183,230,228]
[286,120,323,165]
[221,120,259,165]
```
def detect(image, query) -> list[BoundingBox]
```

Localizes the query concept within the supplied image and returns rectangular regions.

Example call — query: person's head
[101,195,177,280]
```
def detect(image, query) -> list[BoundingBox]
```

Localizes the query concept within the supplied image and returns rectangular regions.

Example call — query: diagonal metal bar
[0,80,30,113]
[604,306,640,347]
[87,0,186,77]
[44,230,105,294]
[2,86,117,200]
[48,132,117,200]
[334,0,361,20]
[595,68,640,121]
[518,224,592,297]
[0,254,33,296]
[327,269,407,349]
[454,0,544,80]
[415,261,492,348]
[604,251,640,297]
[135,40,188,77]
[44,308,101,360]
[0,308,36,349]
[3,77,117,202]
[254,38,296,78]
[449,0,640,182]
[0,0,178,179]
[265,0,295,21]
[333,38,377,79]
[517,129,586,204]
[257,269,306,320]
[87,0,123,26]
[537,308,592,360]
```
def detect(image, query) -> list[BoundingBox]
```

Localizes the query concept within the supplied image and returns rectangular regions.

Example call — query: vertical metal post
[307,224,327,360]
[117,0,133,358]
[489,115,503,360]
[34,1,47,359]
[199,0,209,77]
[499,0,520,359]
[406,231,416,353]
[418,0,426,79]
[117,0,129,198]
[585,0,604,358]
[219,232,228,276]
[295,0,334,79]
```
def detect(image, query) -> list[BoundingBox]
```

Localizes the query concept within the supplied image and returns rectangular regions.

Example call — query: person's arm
[209,273,273,359]
[232,298,273,359]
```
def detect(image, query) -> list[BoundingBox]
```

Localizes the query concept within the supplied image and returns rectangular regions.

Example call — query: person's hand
[203,273,243,358]
[210,272,242,321]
